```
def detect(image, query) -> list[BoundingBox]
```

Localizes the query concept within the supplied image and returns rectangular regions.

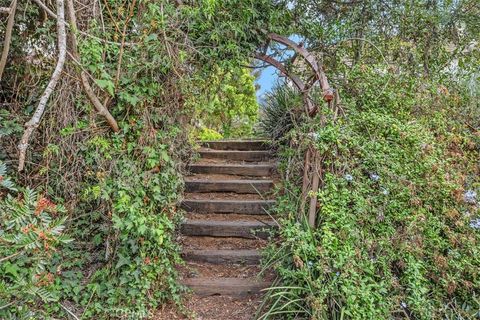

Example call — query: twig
[0,251,22,263]
[308,152,321,228]
[59,303,80,320]
[30,0,137,47]
[18,0,67,172]
[114,0,137,90]
[0,0,17,81]
[0,301,15,310]
[66,0,119,132]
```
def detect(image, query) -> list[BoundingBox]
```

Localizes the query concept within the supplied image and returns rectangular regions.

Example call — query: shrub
[260,70,480,319]
[259,85,302,143]
[197,127,224,141]
[0,161,72,319]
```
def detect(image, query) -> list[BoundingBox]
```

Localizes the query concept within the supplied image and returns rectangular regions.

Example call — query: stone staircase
[179,139,277,298]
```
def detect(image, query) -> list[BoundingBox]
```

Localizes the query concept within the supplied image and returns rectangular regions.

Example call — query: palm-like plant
[259,84,302,143]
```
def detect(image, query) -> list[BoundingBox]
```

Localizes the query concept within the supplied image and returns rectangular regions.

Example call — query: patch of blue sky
[254,34,305,101]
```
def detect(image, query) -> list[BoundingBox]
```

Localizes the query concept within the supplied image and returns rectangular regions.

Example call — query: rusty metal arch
[254,33,334,116]
[254,33,338,228]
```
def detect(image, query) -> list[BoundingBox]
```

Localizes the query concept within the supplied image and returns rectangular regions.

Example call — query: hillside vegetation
[1,0,479,319]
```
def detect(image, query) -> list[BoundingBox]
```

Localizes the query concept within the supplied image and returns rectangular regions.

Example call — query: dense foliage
[257,1,479,319]
[262,74,479,318]
[0,162,72,318]
[260,52,479,320]
[1,0,479,318]
[0,0,287,318]
[190,66,259,138]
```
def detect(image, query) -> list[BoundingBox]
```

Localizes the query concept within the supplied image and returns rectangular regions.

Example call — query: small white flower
[400,301,407,309]
[344,174,353,182]
[381,188,389,195]
[370,173,380,181]
[470,218,480,230]
[464,190,477,204]
[308,132,320,141]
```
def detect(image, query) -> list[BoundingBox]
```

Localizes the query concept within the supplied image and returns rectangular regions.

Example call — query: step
[182,277,270,296]
[199,150,271,162]
[182,249,261,265]
[181,199,275,214]
[185,179,274,194]
[180,219,276,239]
[188,163,275,176]
[201,140,269,151]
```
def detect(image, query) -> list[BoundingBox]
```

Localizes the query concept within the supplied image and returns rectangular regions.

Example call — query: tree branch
[30,0,136,47]
[18,0,67,172]
[0,0,17,81]
[66,0,119,132]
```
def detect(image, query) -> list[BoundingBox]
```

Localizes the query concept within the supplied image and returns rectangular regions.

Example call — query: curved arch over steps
[254,33,334,116]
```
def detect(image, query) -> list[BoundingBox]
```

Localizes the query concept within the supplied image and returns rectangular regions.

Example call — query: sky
[254,34,303,102]
[255,65,278,101]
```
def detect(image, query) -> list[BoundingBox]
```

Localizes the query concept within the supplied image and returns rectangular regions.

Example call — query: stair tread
[189,163,274,167]
[199,150,272,162]
[185,179,274,183]
[200,140,269,151]
[182,199,276,203]
[183,219,275,227]
[182,249,261,265]
[180,219,276,239]
[181,277,270,296]
[185,179,274,194]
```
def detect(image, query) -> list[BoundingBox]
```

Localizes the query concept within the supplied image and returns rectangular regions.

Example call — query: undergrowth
[260,67,480,319]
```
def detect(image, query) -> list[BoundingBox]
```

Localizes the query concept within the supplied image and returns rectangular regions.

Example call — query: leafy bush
[189,66,260,138]
[260,70,480,319]
[0,161,72,319]
[197,127,223,141]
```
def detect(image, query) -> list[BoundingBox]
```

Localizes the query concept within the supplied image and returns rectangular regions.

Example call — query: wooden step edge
[180,219,276,239]
[180,199,275,214]
[182,249,261,265]
[187,163,276,176]
[184,179,274,184]
[181,199,276,204]
[181,277,271,296]
[200,140,270,151]
[184,180,274,194]
[198,150,272,162]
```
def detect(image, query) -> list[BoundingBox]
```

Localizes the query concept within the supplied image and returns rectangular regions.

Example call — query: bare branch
[18,0,67,172]
[0,0,17,81]
[66,0,119,132]
[30,0,137,47]
[31,0,56,18]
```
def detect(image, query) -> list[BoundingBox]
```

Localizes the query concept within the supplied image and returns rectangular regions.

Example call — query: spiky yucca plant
[259,84,302,143]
